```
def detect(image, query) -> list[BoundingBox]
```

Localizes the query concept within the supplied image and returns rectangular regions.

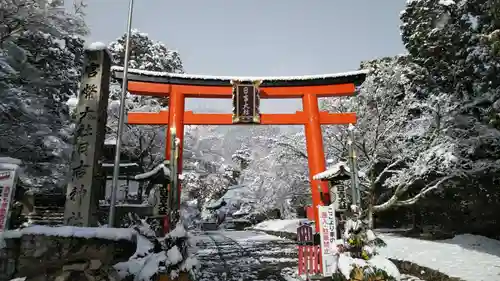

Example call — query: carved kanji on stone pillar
[64,49,111,226]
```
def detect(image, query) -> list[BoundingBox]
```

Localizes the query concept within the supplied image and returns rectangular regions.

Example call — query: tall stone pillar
[64,49,111,226]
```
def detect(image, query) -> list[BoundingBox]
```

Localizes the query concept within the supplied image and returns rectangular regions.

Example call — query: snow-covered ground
[254,219,500,281]
[377,233,500,281]
[254,219,309,234]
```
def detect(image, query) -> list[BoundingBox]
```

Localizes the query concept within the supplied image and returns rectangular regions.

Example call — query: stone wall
[390,259,465,281]
[0,232,136,281]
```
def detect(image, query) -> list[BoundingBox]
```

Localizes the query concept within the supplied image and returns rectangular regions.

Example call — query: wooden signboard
[318,205,338,276]
[0,169,18,232]
[231,80,261,124]
[333,184,350,212]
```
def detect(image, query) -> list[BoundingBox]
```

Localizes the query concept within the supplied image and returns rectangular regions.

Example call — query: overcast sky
[83,0,407,112]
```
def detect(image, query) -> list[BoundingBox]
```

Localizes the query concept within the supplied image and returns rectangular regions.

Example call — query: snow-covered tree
[232,145,252,171]
[0,0,87,190]
[108,29,183,107]
[398,0,500,232]
[106,29,184,172]
[401,0,500,177]
[104,27,307,222]
[180,126,237,205]
[109,29,183,73]
[321,56,462,227]
[239,131,310,217]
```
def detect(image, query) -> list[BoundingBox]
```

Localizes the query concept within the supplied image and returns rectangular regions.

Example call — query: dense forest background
[1,0,499,238]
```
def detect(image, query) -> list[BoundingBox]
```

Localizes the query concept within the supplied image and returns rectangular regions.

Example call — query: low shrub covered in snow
[333,205,400,281]
[114,215,200,281]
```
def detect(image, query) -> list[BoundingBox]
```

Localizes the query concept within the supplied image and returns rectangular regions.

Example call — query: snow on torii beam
[112,66,367,232]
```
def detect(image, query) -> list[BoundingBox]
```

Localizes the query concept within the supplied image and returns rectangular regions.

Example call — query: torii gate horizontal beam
[127,111,356,125]
[112,67,367,99]
[126,81,356,99]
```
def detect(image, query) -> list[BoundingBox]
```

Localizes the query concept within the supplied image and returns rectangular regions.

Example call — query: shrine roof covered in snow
[134,160,171,183]
[313,161,366,181]
[111,66,368,87]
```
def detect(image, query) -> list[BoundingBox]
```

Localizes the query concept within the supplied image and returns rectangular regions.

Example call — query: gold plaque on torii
[231,80,261,124]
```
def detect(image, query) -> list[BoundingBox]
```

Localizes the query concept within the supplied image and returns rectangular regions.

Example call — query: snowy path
[194,230,297,281]
[193,230,426,281]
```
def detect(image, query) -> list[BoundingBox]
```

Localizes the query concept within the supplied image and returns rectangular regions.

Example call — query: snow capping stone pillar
[64,47,111,227]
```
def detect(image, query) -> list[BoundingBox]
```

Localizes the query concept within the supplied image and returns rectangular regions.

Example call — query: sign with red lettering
[0,170,16,232]
[318,205,338,276]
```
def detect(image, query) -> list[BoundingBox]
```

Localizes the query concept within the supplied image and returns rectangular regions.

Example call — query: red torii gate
[112,67,366,232]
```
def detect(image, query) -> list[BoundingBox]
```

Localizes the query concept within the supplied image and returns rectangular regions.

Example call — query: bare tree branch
[373,175,453,212]
[372,158,406,187]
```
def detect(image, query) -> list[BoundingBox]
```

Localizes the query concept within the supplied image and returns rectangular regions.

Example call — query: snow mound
[0,157,22,171]
[66,96,78,108]
[442,233,500,257]
[0,157,22,166]
[368,255,401,280]
[0,225,136,244]
[86,42,107,51]
[337,254,400,280]
[438,0,455,6]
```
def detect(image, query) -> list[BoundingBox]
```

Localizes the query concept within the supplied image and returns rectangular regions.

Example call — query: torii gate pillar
[303,93,329,214]
[166,90,185,208]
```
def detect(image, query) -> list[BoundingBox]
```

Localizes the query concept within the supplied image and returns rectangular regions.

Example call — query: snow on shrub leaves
[114,214,200,281]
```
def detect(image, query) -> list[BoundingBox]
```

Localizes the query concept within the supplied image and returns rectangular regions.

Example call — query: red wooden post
[303,92,330,232]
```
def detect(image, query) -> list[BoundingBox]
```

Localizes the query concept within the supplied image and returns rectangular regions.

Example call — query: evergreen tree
[0,0,87,190]
[106,29,184,173]
[400,0,500,233]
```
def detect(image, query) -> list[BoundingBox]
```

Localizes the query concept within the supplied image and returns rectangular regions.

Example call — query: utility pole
[109,0,134,227]
[347,124,361,207]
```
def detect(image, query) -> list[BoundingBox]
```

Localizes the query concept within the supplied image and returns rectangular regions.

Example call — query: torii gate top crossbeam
[111,66,367,98]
